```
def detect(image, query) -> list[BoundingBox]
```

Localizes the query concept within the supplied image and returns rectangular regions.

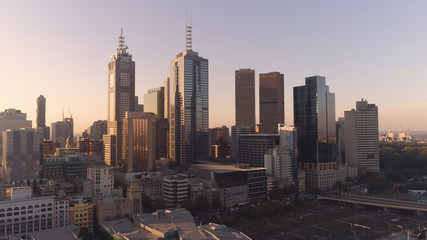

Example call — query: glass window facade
[293,76,337,169]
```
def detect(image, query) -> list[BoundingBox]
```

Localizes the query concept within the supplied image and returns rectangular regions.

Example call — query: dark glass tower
[105,29,135,167]
[36,95,46,128]
[293,76,337,170]
[235,69,255,132]
[169,26,209,166]
[259,72,284,134]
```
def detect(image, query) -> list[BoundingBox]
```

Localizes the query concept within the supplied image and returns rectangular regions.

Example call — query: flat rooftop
[191,163,265,174]
[29,225,79,240]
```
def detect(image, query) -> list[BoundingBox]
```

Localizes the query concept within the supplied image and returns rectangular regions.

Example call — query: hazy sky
[1,1,427,134]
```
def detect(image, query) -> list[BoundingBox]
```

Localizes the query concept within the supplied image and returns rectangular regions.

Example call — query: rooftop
[29,225,79,240]
[201,223,253,240]
[191,163,265,174]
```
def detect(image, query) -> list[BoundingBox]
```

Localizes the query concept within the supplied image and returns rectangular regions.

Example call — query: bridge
[319,194,427,212]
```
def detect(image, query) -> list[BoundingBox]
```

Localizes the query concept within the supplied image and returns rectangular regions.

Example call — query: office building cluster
[0,25,379,239]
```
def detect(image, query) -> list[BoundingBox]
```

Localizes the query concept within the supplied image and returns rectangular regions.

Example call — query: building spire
[186,13,192,51]
[118,28,128,53]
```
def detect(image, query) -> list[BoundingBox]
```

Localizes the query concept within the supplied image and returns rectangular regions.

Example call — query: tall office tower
[208,126,229,158]
[231,125,250,161]
[156,118,169,160]
[2,128,40,183]
[83,120,107,140]
[0,109,33,160]
[0,109,32,133]
[239,133,280,167]
[235,69,255,132]
[144,87,165,118]
[344,99,379,177]
[164,77,170,119]
[36,95,46,128]
[259,72,284,134]
[122,112,157,172]
[134,96,144,112]
[294,76,345,189]
[105,29,135,167]
[169,25,209,166]
[336,118,345,164]
[51,117,73,148]
[36,95,50,140]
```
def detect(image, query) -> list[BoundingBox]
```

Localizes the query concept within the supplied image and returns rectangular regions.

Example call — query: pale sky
[1,1,427,134]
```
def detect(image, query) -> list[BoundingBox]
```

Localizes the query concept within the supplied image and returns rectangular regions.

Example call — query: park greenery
[380,143,427,183]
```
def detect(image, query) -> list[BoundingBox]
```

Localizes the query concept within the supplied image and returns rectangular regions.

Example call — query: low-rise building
[162,175,188,207]
[69,198,93,234]
[0,195,70,238]
[29,225,79,240]
[95,189,132,224]
[191,163,267,206]
[87,166,113,197]
[304,167,347,191]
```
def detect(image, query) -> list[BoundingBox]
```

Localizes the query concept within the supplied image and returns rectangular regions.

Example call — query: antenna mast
[186,12,192,51]
[118,28,127,53]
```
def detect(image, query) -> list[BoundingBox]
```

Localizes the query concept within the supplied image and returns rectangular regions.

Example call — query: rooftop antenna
[62,103,65,121]
[118,28,127,53]
[186,12,192,51]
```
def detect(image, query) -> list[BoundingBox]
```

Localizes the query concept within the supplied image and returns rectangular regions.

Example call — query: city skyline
[2,1,427,134]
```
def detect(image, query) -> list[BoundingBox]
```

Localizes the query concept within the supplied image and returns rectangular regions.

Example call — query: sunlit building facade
[344,99,379,177]
[122,112,157,172]
[259,72,284,134]
[235,69,255,132]
[105,29,135,167]
[144,87,164,119]
[169,26,209,166]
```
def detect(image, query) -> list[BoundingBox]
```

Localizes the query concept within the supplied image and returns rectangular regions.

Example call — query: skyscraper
[36,95,46,128]
[51,117,73,148]
[144,87,165,118]
[293,76,337,169]
[294,76,346,189]
[164,77,170,119]
[235,69,255,132]
[104,29,135,167]
[231,125,250,161]
[122,112,157,172]
[36,95,50,140]
[2,128,40,183]
[344,99,379,177]
[259,72,284,134]
[169,25,209,166]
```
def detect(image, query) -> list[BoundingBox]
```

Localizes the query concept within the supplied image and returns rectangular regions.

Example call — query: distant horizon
[1,1,427,134]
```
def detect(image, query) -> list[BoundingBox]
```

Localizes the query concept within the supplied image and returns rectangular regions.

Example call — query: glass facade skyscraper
[293,76,337,171]
[169,26,209,166]
[104,29,135,167]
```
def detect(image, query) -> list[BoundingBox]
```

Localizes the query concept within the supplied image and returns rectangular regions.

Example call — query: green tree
[333,181,346,192]
[211,198,222,210]
[194,195,210,215]
[141,193,152,212]
[180,199,194,213]
[79,227,92,240]
[153,198,166,210]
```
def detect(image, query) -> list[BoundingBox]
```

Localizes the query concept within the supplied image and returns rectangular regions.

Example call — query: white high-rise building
[344,99,379,177]
[87,166,114,197]
[169,25,209,166]
[264,124,296,188]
